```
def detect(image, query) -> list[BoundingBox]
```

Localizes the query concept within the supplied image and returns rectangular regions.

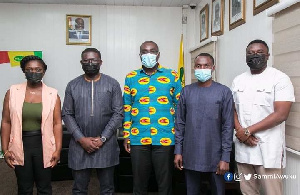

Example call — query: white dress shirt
[232,67,295,168]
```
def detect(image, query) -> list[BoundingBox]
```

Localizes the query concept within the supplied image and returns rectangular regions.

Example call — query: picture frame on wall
[229,0,245,30]
[253,0,279,15]
[66,14,91,46]
[211,0,224,36]
[200,4,209,42]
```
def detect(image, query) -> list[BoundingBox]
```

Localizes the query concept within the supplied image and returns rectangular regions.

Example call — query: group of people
[1,39,294,195]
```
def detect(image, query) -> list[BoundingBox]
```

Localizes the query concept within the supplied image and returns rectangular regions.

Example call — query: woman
[1,55,62,194]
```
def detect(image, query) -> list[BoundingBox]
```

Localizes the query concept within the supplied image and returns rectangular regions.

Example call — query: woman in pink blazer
[1,55,62,194]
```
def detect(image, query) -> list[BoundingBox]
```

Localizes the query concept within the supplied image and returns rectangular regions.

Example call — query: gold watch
[244,128,251,137]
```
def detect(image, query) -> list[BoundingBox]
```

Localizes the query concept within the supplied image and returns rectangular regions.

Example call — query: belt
[22,130,41,137]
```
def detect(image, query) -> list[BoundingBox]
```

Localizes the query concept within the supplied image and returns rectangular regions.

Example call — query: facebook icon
[224,172,233,181]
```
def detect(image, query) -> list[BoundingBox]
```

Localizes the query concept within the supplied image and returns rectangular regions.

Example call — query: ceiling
[0,0,199,7]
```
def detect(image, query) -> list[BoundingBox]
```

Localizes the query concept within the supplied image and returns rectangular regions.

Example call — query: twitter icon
[244,174,252,180]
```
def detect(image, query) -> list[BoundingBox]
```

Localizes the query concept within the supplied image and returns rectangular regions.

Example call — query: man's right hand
[123,138,130,153]
[174,154,183,170]
[244,135,259,147]
[78,137,99,153]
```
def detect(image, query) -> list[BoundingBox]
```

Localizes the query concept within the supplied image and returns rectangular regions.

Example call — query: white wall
[0,3,182,112]
[185,0,273,87]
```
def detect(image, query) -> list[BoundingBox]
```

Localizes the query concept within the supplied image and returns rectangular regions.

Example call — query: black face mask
[246,54,267,70]
[25,72,43,84]
[82,63,100,76]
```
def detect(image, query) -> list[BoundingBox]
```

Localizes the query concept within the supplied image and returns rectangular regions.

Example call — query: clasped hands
[79,137,104,153]
[235,128,259,147]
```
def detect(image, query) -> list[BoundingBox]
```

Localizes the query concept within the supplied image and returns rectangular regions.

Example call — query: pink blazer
[8,82,58,168]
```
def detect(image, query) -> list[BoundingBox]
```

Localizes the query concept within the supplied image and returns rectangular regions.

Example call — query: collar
[139,64,164,75]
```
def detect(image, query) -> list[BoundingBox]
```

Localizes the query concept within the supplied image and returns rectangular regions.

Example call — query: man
[62,48,124,194]
[69,17,89,40]
[123,41,182,195]
[232,40,295,195]
[174,53,234,195]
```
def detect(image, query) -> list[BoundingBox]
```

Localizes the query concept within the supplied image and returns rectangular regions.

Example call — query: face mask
[25,72,43,84]
[246,54,267,70]
[82,63,100,76]
[194,69,212,82]
[141,53,157,68]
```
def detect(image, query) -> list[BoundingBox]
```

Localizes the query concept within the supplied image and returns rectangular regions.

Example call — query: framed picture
[211,0,224,36]
[66,15,91,45]
[229,0,245,30]
[200,4,209,42]
[253,0,279,15]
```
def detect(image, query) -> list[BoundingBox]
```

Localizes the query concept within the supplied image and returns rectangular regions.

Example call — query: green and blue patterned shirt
[123,64,182,145]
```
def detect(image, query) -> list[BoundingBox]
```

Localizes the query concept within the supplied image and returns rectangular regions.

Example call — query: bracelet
[3,150,9,157]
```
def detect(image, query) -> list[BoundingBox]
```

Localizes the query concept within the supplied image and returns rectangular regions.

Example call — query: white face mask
[141,53,157,68]
[194,69,212,82]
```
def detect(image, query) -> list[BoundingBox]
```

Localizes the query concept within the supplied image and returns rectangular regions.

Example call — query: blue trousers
[72,166,115,195]
[185,169,225,195]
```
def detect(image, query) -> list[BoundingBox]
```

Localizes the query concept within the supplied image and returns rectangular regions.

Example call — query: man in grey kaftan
[62,48,123,195]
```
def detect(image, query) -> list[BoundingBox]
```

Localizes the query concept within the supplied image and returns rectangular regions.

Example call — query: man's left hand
[216,161,229,175]
[92,137,104,149]
[235,128,250,143]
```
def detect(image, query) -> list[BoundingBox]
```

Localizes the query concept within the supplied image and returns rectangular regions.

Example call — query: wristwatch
[244,128,251,137]
[100,136,107,143]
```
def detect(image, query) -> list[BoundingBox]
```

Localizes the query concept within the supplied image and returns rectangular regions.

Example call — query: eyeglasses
[81,58,101,64]
[24,68,43,73]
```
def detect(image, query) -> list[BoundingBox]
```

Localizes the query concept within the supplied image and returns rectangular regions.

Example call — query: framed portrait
[229,0,246,30]
[66,14,91,45]
[211,0,224,36]
[200,4,209,42]
[253,0,279,15]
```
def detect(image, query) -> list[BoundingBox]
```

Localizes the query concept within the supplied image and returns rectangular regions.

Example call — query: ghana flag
[177,34,185,87]
[0,51,42,67]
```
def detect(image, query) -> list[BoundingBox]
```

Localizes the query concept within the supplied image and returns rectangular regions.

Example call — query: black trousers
[130,145,174,195]
[14,132,52,195]
[72,166,115,195]
[185,169,225,195]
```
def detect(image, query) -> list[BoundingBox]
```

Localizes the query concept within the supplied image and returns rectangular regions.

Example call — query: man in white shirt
[232,39,295,195]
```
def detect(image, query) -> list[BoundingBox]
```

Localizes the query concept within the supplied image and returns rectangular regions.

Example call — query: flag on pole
[0,51,42,67]
[177,34,185,87]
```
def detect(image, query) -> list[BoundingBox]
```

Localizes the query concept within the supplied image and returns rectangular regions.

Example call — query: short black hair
[247,39,269,52]
[20,55,47,73]
[81,48,101,59]
[140,41,159,53]
[195,53,215,65]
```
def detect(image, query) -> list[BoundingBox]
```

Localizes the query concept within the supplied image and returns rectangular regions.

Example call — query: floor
[0,159,156,195]
[1,158,241,195]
